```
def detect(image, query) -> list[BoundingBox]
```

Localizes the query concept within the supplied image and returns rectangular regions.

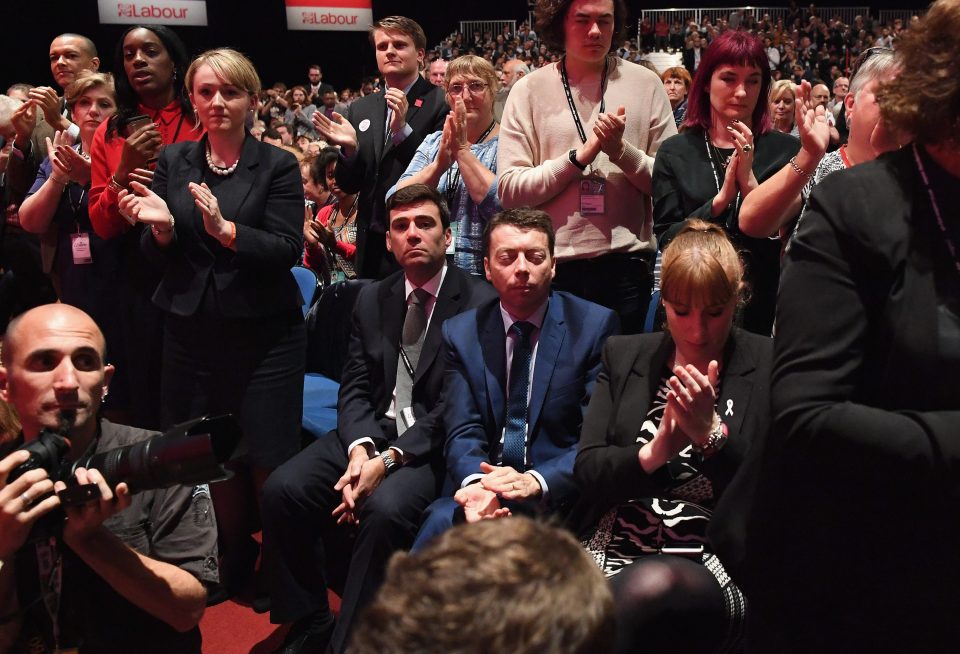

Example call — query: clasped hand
[332,448,386,526]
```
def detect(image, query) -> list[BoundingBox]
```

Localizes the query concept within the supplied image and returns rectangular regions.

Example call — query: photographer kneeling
[0,304,218,653]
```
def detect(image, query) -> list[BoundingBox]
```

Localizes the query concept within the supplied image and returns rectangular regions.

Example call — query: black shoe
[205,583,231,607]
[252,592,272,614]
[273,613,335,654]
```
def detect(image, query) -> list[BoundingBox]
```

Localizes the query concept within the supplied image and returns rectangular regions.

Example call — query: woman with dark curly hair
[711,1,960,650]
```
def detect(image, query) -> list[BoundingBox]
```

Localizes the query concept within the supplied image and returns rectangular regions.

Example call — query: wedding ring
[21,492,32,508]
[742,144,753,152]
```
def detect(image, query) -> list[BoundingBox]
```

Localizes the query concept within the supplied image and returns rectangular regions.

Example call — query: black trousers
[261,432,441,653]
[553,251,653,335]
[161,308,305,468]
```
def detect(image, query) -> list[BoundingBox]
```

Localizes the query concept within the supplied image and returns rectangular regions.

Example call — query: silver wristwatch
[380,450,400,475]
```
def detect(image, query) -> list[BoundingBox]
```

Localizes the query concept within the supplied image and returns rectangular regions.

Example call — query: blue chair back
[292,266,320,317]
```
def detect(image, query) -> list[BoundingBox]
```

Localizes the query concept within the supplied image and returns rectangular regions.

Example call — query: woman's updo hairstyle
[660,219,748,309]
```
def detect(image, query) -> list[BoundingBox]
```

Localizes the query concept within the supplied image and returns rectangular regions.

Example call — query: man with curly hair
[496,0,676,335]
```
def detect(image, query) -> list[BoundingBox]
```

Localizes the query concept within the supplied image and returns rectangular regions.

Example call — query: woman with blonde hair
[118,47,305,598]
[392,55,502,275]
[576,218,772,654]
[768,79,798,136]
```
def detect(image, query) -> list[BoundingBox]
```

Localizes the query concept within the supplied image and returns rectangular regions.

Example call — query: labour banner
[286,0,372,31]
[98,0,208,25]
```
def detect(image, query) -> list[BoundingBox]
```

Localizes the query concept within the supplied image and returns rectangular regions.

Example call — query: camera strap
[35,537,64,650]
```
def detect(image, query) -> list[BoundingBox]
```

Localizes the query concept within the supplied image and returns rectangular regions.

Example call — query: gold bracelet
[108,175,126,194]
[788,156,812,179]
[49,174,69,186]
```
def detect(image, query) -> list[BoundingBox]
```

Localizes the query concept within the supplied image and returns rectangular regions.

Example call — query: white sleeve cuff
[527,470,549,500]
[460,473,484,489]
[347,438,377,458]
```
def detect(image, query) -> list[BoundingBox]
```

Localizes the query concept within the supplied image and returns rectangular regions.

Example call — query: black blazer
[712,146,960,650]
[335,77,449,274]
[572,328,773,534]
[336,266,496,462]
[142,134,304,318]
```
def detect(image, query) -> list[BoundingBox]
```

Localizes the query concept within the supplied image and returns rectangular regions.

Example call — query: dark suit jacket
[336,266,496,462]
[712,146,960,650]
[335,76,449,275]
[572,329,772,534]
[442,291,620,513]
[682,47,702,76]
[141,134,304,318]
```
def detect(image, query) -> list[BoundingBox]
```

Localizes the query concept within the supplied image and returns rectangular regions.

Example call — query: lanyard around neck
[559,56,609,144]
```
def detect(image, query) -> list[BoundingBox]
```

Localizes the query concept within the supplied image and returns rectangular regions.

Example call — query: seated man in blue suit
[414,208,620,548]
[260,184,495,654]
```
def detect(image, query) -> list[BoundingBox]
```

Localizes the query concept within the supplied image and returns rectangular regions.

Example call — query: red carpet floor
[201,591,342,654]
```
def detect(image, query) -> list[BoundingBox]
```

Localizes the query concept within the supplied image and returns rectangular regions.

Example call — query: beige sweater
[497,57,677,261]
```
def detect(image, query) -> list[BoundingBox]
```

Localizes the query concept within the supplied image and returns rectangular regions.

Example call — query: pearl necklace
[205,145,239,176]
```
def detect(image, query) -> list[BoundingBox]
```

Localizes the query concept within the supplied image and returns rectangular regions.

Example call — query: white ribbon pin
[725,399,734,417]
[359,118,371,132]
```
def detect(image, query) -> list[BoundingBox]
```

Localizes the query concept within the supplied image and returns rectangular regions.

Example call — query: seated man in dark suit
[260,184,496,654]
[413,208,619,548]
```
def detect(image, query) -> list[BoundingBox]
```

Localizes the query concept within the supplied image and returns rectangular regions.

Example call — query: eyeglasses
[446,81,488,96]
[851,46,893,78]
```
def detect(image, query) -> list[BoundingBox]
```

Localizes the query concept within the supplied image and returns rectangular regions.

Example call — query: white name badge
[358,118,371,132]
[446,222,458,255]
[71,232,93,264]
[579,177,606,215]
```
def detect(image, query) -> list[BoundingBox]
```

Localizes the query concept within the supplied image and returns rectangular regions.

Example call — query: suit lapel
[716,331,758,436]
[212,135,260,225]
[381,274,405,393]
[414,268,462,382]
[174,143,206,241]
[480,303,507,435]
[528,298,565,435]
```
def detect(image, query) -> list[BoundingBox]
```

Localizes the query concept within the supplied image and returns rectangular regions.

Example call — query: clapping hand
[313,110,358,156]
[46,130,90,186]
[794,80,830,161]
[727,120,758,195]
[384,87,409,135]
[593,105,627,160]
[665,361,720,447]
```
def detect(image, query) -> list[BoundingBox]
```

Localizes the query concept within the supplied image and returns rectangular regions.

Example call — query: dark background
[1,0,925,93]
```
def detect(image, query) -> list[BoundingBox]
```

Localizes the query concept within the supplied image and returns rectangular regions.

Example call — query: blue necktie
[502,321,534,470]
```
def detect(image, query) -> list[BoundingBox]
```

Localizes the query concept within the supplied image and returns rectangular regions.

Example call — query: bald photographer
[0,304,218,654]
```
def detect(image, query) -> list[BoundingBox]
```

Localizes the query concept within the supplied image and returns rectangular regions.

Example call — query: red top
[303,202,357,270]
[89,101,201,239]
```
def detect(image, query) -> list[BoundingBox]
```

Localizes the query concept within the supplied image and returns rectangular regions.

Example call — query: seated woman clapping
[574,219,773,654]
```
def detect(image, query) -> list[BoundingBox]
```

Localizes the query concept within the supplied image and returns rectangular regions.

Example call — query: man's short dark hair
[534,0,629,53]
[262,127,282,141]
[349,518,614,654]
[385,184,450,229]
[482,208,555,257]
[369,16,427,52]
[308,64,321,73]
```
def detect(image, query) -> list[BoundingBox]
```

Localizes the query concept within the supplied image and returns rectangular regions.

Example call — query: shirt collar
[404,264,447,301]
[499,299,549,335]
[386,78,418,97]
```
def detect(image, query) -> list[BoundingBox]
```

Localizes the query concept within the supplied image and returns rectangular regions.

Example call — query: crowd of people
[0,0,957,652]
